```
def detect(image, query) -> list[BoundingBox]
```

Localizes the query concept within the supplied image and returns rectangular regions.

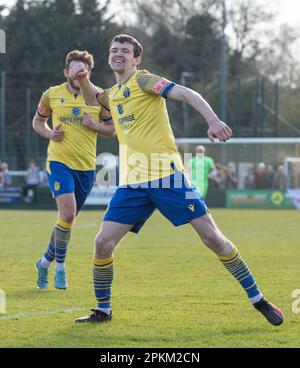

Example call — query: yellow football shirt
[38,82,108,171]
[99,70,185,185]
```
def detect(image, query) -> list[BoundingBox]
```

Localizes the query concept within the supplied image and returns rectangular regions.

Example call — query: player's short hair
[196,145,205,154]
[110,34,143,58]
[65,50,94,70]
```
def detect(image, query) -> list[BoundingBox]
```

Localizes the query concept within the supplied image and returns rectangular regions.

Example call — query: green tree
[184,14,220,82]
[0,0,119,168]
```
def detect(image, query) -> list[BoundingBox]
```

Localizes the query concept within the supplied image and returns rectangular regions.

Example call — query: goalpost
[176,137,300,191]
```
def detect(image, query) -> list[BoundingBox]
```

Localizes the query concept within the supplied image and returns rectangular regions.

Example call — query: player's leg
[76,186,155,323]
[75,221,133,323]
[190,214,284,326]
[52,168,95,289]
[37,194,76,288]
[36,227,55,289]
[151,170,283,326]
[53,193,76,289]
[94,221,133,311]
[190,213,235,257]
[36,162,75,289]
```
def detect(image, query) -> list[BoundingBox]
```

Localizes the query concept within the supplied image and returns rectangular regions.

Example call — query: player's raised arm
[167,84,232,143]
[68,62,99,106]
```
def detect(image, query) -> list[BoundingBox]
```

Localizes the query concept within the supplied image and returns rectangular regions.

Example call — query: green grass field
[0,209,299,348]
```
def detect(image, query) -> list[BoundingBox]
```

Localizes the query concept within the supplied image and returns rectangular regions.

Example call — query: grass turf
[0,208,299,348]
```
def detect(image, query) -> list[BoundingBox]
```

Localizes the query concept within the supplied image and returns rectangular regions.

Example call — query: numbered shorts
[104,171,209,233]
[47,161,95,211]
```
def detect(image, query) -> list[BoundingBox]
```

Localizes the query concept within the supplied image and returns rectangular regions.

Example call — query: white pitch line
[0,306,87,319]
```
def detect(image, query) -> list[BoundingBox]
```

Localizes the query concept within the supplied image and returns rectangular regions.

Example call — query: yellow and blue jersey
[98,70,185,185]
[38,82,110,171]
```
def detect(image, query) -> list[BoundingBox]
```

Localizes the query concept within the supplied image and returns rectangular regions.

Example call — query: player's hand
[49,123,64,142]
[207,119,232,143]
[82,112,98,131]
[69,62,89,80]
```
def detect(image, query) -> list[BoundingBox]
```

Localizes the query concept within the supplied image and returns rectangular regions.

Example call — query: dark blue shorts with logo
[47,160,95,211]
[104,170,208,233]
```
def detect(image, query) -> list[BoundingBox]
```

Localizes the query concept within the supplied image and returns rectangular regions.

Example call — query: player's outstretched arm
[167,84,232,143]
[69,62,99,106]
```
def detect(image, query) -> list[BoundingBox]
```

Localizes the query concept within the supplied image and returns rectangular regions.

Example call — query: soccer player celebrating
[71,35,283,326]
[33,50,115,290]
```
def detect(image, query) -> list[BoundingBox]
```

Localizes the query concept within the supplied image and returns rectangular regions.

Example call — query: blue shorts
[104,171,208,233]
[47,161,95,211]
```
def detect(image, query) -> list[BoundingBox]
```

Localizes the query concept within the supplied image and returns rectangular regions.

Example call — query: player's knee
[59,211,76,224]
[94,233,116,258]
[201,229,225,255]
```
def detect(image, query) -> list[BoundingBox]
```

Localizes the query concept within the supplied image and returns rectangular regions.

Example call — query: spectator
[1,162,12,187]
[273,165,288,190]
[290,162,300,189]
[255,162,267,189]
[0,164,4,188]
[24,160,40,203]
[266,164,275,189]
[244,166,255,189]
[225,162,237,189]
[39,162,49,188]
[210,163,226,189]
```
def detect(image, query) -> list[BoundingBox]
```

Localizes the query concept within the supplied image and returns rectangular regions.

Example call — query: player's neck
[115,68,137,85]
[66,82,81,96]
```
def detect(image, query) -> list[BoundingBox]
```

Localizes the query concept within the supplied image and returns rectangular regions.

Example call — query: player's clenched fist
[82,112,98,131]
[69,62,89,80]
[49,123,64,142]
[207,119,232,143]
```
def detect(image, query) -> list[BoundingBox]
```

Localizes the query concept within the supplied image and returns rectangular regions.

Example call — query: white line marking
[0,307,87,319]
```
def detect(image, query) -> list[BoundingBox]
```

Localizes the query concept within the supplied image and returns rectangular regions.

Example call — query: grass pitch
[0,208,299,348]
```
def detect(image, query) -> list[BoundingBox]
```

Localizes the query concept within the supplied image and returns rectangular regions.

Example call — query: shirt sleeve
[96,88,110,112]
[96,88,112,121]
[136,71,176,98]
[208,157,215,171]
[37,89,52,117]
[100,109,112,122]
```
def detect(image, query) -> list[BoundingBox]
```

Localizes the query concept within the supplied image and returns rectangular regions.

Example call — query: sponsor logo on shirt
[60,116,83,125]
[72,107,81,116]
[117,104,124,115]
[118,114,136,129]
[123,87,130,98]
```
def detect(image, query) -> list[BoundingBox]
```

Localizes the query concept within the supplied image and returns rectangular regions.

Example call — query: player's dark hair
[110,34,143,58]
[65,50,94,70]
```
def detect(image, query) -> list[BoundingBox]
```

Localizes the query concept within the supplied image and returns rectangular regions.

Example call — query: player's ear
[63,68,68,78]
[135,56,142,68]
